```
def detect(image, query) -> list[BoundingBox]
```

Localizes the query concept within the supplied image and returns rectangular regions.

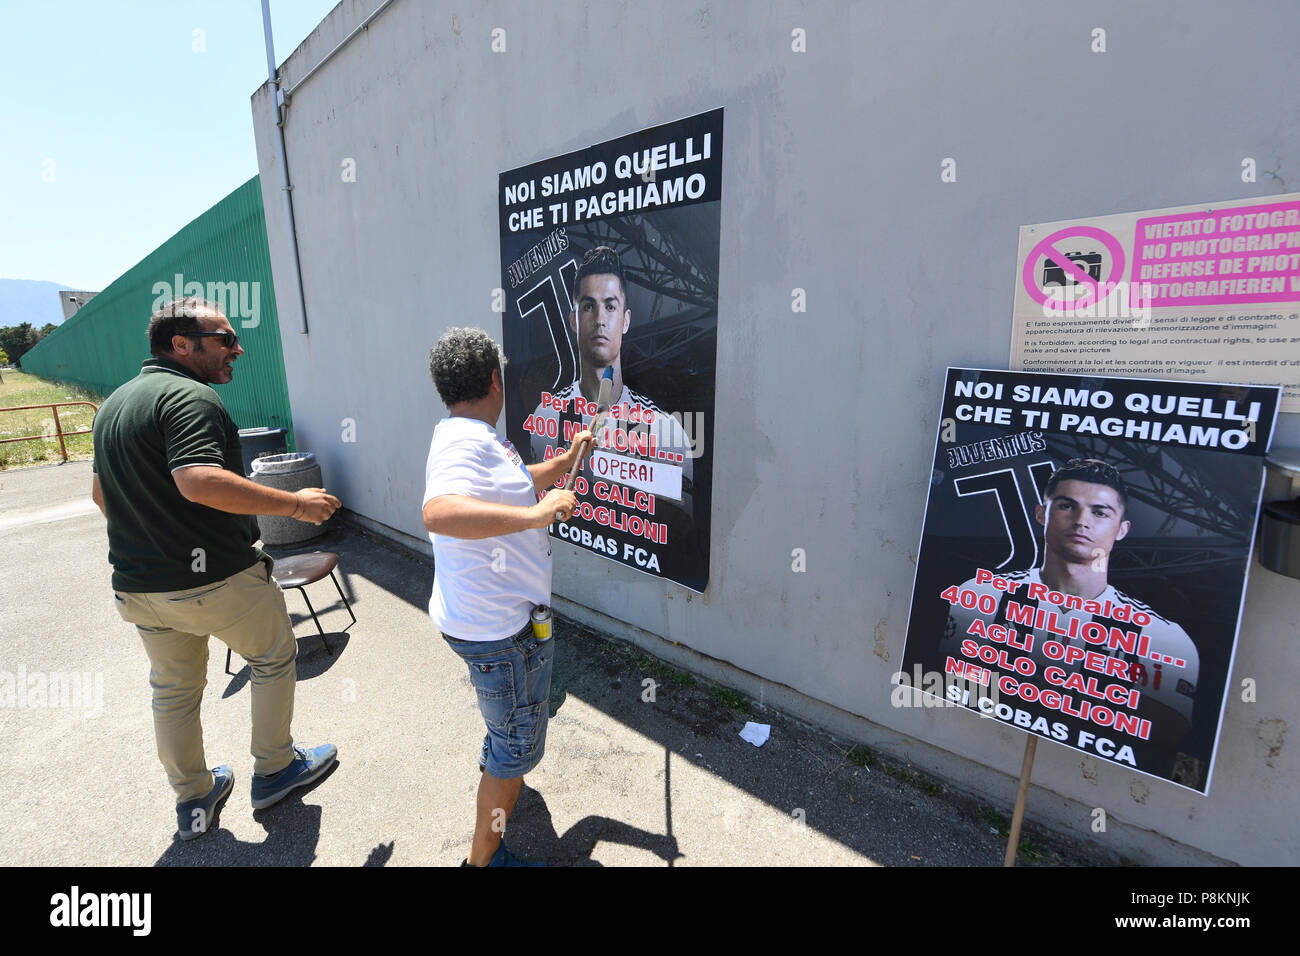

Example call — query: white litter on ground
[739,722,771,747]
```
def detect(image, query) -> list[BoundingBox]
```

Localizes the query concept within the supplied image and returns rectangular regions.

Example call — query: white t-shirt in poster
[941,566,1199,723]
[423,416,552,641]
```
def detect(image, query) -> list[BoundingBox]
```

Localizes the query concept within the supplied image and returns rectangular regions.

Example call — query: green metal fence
[21,176,295,447]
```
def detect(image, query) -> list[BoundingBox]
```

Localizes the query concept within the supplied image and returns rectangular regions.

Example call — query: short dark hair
[428,327,504,407]
[572,245,627,304]
[1045,458,1128,512]
[147,297,222,357]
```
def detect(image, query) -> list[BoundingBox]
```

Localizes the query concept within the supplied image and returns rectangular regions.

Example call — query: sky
[0,0,341,290]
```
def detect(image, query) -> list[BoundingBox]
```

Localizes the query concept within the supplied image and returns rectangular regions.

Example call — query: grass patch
[847,745,875,768]
[0,371,104,470]
[980,805,1010,834]
[977,805,1051,863]
[709,684,751,714]
[1017,836,1047,863]
[843,744,944,795]
[880,760,942,795]
[634,652,696,688]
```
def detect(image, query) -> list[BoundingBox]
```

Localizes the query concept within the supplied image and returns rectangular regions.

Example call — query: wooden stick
[1003,735,1037,867]
[556,369,612,518]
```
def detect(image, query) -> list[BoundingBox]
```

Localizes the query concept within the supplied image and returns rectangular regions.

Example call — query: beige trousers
[114,557,297,802]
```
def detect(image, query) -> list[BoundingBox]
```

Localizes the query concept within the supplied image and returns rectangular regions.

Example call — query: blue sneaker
[250,744,338,809]
[176,765,234,841]
[488,842,545,867]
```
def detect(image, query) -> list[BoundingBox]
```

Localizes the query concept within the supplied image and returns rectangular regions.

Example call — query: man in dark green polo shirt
[92,296,341,841]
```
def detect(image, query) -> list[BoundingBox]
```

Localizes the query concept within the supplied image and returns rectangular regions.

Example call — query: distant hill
[0,279,73,328]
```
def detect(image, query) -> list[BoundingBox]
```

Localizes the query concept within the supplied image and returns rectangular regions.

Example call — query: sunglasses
[183,330,240,349]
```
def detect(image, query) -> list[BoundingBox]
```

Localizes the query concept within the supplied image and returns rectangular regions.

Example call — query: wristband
[291,492,304,520]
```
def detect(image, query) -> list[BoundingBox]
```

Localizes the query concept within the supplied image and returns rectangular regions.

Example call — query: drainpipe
[260,0,310,334]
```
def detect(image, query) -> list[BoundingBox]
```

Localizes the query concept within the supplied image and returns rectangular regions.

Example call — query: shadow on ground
[218,521,1117,867]
[508,783,684,867]
[154,764,351,867]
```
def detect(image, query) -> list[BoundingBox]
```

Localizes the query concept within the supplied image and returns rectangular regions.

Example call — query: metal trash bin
[238,427,288,477]
[250,452,326,546]
[1260,499,1300,579]
[1260,448,1300,579]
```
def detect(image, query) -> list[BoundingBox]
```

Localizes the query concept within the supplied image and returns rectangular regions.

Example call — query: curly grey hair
[428,327,505,407]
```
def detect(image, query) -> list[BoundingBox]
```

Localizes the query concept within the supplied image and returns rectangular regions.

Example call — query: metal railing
[0,402,99,462]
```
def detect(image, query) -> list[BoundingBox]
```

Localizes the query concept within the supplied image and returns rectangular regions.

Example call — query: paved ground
[0,460,1119,866]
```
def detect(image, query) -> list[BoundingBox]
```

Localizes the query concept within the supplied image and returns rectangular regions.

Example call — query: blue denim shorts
[443,620,554,779]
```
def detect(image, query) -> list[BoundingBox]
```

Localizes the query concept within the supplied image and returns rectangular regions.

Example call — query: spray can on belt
[531,605,553,640]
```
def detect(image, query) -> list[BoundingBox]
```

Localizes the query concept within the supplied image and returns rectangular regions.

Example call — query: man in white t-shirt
[422,327,592,867]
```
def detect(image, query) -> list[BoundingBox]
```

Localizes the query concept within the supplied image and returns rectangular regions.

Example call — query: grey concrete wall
[58,291,97,320]
[252,0,1300,864]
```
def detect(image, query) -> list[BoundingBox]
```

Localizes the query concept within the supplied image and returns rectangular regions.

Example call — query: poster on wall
[901,368,1280,794]
[1011,192,1300,411]
[497,108,722,592]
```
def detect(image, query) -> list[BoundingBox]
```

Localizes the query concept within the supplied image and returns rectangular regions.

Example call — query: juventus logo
[953,461,1056,569]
